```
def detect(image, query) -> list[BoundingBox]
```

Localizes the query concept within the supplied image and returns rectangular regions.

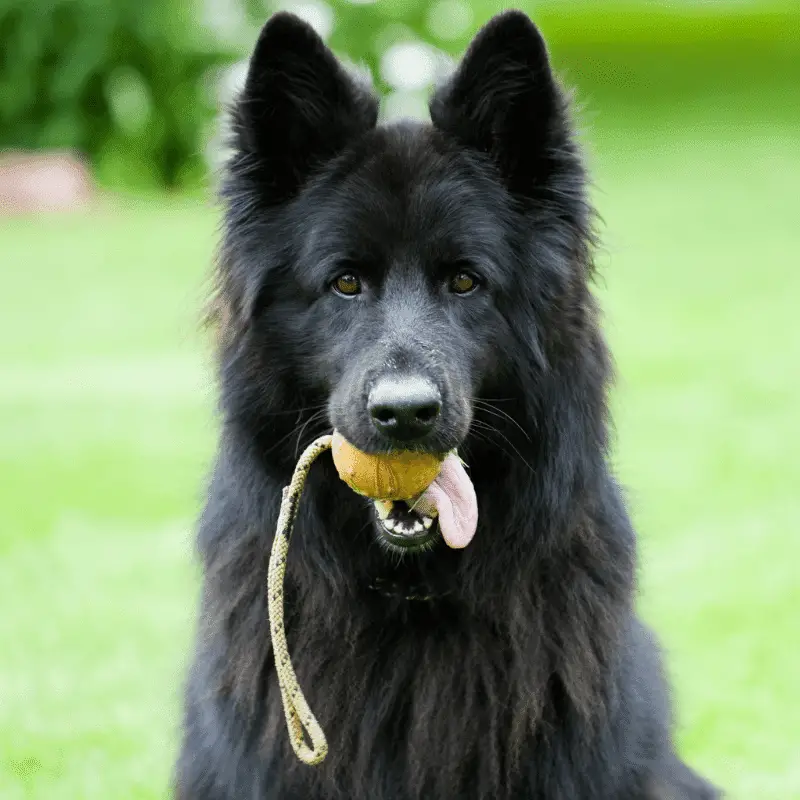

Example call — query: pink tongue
[419,454,478,549]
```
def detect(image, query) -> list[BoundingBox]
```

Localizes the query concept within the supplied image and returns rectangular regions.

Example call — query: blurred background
[1,1,798,797]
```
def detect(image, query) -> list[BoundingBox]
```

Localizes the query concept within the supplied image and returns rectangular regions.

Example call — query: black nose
[368,377,442,442]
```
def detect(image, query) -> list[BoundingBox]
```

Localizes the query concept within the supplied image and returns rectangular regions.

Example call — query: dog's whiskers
[293,410,330,459]
[264,402,329,417]
[259,408,329,458]
[470,419,535,474]
[474,399,532,442]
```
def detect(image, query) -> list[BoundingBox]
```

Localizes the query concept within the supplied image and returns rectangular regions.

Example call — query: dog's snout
[368,376,442,442]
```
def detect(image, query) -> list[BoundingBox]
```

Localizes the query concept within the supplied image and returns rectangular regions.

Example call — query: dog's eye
[449,272,479,295]
[332,274,362,297]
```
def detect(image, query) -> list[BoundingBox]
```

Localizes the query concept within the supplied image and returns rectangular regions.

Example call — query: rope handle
[267,434,333,766]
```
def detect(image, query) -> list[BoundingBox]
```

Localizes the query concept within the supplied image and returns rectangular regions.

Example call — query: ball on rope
[268,431,477,766]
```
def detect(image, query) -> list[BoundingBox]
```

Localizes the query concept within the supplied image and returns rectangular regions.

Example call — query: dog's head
[215,12,590,552]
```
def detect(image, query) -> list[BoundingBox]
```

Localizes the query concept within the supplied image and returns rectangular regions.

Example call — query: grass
[2,81,799,800]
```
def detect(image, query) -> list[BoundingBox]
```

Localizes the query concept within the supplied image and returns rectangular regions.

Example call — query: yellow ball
[330,431,443,501]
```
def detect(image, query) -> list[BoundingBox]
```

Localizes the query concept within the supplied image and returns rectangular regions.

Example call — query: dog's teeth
[374,500,393,520]
[383,514,434,537]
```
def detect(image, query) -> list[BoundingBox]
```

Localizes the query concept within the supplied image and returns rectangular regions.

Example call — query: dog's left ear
[430,11,572,198]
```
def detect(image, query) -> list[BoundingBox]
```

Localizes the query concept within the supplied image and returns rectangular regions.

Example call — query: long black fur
[175,11,720,799]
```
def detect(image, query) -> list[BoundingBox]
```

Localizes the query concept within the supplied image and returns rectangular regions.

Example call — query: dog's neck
[367,575,453,603]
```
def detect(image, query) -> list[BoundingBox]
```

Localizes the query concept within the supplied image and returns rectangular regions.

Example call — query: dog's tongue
[419,454,478,549]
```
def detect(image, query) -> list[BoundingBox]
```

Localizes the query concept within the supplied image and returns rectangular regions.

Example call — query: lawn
[1,81,799,800]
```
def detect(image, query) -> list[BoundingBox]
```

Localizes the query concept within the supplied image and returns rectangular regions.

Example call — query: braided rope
[267,434,333,766]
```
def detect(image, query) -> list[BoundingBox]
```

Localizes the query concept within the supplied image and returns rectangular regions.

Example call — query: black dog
[175,11,720,799]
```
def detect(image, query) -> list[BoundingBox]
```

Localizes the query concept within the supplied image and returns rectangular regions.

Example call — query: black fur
[175,11,720,799]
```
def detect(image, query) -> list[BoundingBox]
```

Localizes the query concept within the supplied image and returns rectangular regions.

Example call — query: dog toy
[268,431,478,766]
[330,430,444,500]
[268,434,333,766]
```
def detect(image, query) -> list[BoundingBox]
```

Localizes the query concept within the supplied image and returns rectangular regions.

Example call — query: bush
[0,0,237,189]
[2,0,796,191]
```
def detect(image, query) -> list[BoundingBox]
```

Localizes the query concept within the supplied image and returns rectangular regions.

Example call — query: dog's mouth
[364,451,479,553]
[372,498,439,553]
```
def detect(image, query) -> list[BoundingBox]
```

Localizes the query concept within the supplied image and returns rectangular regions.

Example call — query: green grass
[2,107,799,800]
[0,199,218,799]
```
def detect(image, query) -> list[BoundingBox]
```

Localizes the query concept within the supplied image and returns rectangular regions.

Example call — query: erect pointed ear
[430,11,572,198]
[231,12,379,202]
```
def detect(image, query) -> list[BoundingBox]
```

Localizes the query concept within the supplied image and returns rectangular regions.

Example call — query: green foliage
[1,0,798,190]
[308,0,800,115]
[0,0,236,188]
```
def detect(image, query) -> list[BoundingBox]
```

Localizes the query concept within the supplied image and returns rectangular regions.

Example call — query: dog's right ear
[231,13,378,203]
